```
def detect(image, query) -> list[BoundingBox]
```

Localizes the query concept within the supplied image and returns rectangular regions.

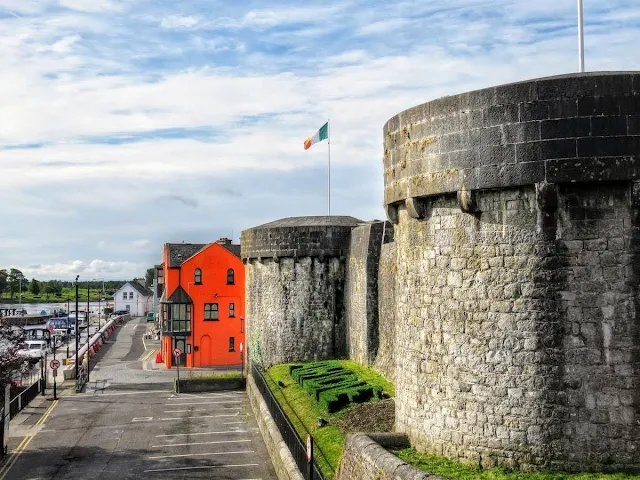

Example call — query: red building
[159,238,244,368]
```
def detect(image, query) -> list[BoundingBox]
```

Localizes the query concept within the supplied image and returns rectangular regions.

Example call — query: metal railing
[251,362,324,480]
[9,378,42,419]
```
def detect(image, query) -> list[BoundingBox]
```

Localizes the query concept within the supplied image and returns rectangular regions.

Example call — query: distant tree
[51,280,63,297]
[7,269,24,299]
[0,321,27,387]
[0,270,7,296]
[29,279,40,296]
[145,268,154,288]
[43,281,55,300]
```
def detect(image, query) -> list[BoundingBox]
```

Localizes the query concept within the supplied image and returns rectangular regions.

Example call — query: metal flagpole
[328,119,331,216]
[577,0,585,72]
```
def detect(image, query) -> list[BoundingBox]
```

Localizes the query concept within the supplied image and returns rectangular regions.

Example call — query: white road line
[223,421,247,425]
[143,464,259,473]
[164,401,242,406]
[164,408,208,413]
[75,390,170,397]
[156,430,247,438]
[152,439,251,448]
[167,392,242,399]
[149,450,253,460]
[160,413,239,420]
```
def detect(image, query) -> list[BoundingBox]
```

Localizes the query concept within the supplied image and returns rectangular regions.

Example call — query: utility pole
[577,0,585,72]
[75,275,79,381]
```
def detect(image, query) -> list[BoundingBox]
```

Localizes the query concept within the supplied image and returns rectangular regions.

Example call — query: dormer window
[227,268,234,285]
[194,268,202,284]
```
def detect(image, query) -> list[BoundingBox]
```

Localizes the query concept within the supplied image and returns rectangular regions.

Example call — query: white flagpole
[328,119,331,216]
[577,0,585,72]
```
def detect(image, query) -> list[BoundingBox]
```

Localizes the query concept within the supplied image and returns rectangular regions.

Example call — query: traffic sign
[50,359,60,370]
[173,348,182,357]
[306,434,312,462]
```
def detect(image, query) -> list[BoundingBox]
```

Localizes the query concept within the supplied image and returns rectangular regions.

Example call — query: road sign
[50,359,60,370]
[306,434,312,462]
[173,348,182,357]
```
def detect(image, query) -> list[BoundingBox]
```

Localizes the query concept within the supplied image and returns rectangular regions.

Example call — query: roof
[166,243,207,268]
[221,243,241,258]
[129,281,153,297]
[252,216,362,229]
[163,285,193,304]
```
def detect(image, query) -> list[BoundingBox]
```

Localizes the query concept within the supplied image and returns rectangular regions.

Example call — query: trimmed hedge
[289,360,382,413]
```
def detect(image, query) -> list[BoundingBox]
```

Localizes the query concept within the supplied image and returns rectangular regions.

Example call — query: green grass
[392,448,640,480]
[0,288,113,304]
[339,360,395,397]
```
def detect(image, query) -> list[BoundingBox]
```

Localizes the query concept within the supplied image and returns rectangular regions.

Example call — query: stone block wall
[384,72,640,472]
[374,241,397,382]
[242,216,360,368]
[345,221,388,365]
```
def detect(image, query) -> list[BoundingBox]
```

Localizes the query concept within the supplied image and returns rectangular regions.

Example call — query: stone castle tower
[244,72,640,472]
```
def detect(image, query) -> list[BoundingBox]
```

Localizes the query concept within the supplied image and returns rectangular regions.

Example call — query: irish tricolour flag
[304,122,329,150]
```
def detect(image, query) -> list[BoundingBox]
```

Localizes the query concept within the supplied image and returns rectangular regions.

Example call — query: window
[194,268,202,284]
[227,268,235,285]
[204,303,219,321]
[122,292,127,300]
[168,303,191,332]
[240,317,244,333]
[229,303,235,318]
[229,337,235,352]
[129,292,134,300]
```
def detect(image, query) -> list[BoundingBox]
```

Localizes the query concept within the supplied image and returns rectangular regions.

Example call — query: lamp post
[577,0,585,72]
[75,275,79,381]
[86,281,91,384]
[66,298,70,359]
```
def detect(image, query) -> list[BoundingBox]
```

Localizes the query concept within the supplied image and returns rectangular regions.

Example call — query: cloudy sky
[1,0,639,280]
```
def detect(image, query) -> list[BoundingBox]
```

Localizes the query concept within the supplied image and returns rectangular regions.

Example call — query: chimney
[216,237,232,246]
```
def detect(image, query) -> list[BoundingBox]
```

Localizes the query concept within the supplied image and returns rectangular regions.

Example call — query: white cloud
[1,0,639,279]
[21,260,147,280]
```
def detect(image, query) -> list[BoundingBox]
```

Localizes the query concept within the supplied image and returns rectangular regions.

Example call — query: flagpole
[328,118,331,216]
[577,0,585,72]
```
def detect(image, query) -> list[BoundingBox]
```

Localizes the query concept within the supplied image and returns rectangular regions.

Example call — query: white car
[17,340,49,361]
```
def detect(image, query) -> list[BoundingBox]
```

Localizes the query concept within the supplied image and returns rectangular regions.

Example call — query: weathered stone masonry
[241,216,361,368]
[385,72,640,471]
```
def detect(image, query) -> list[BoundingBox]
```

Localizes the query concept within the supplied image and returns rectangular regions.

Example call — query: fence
[251,362,324,480]
[9,378,42,419]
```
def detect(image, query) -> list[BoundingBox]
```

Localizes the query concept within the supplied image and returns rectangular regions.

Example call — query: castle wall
[345,222,387,365]
[385,73,640,471]
[374,241,397,382]
[245,257,346,368]
[241,216,360,368]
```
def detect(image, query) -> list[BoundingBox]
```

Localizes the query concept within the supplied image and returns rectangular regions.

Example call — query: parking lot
[5,386,277,479]
[3,317,276,480]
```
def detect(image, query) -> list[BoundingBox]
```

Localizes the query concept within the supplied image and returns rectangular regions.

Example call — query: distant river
[0,301,114,315]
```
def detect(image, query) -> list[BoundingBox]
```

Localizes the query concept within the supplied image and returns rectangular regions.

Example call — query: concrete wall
[385,73,640,472]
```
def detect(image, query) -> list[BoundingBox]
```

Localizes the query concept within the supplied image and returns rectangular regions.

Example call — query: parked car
[17,340,49,364]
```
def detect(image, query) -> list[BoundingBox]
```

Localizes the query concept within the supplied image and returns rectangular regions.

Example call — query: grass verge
[392,448,640,480]
[184,371,241,380]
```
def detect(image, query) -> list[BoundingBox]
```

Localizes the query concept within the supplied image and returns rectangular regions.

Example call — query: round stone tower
[241,216,361,368]
[384,72,640,472]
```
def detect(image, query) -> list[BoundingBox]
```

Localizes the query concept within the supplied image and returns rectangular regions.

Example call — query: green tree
[8,268,24,299]
[145,268,154,288]
[29,278,40,296]
[43,281,54,300]
[0,269,7,296]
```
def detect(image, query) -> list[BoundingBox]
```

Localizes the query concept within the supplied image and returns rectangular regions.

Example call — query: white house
[113,279,153,317]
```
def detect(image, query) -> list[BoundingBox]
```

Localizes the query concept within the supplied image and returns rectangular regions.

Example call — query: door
[173,338,187,366]
[199,335,212,367]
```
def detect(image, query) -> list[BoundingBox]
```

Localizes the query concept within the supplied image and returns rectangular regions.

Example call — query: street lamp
[75,275,79,381]
[66,298,70,359]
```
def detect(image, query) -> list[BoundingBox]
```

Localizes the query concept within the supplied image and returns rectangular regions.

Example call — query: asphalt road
[3,318,277,480]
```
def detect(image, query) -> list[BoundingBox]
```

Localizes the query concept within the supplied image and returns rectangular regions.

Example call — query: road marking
[139,349,155,362]
[132,417,153,422]
[224,421,247,425]
[156,429,247,438]
[152,439,251,448]
[144,463,259,473]
[0,399,58,479]
[164,408,208,413]
[160,413,239,420]
[167,392,242,399]
[76,389,170,397]
[149,450,253,459]
[164,400,242,406]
